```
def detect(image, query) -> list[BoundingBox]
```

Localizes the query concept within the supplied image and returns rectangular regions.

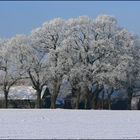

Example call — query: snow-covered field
[0,109,140,139]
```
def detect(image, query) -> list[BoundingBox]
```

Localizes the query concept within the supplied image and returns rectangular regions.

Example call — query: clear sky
[0,1,140,38]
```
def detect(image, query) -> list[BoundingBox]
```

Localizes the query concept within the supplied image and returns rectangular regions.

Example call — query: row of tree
[0,15,140,109]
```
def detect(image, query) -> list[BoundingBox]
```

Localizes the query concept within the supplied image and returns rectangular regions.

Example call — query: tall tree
[30,18,67,108]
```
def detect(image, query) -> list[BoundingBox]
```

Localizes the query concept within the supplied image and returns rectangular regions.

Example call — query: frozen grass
[0,109,140,139]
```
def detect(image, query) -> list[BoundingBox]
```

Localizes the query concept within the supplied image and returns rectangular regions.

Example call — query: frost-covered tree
[59,16,115,109]
[0,15,137,110]
[59,15,135,109]
[0,38,26,108]
[31,18,66,52]
[93,28,135,109]
[10,35,50,108]
[46,46,74,108]
[62,17,95,108]
[31,18,68,108]
[127,37,140,109]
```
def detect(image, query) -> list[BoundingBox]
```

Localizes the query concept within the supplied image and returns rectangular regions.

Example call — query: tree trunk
[107,87,114,110]
[50,94,57,109]
[127,87,133,110]
[92,97,97,109]
[85,95,90,109]
[4,91,8,108]
[93,89,102,109]
[101,91,104,109]
[128,97,132,110]
[75,93,80,109]
[84,99,87,109]
[90,84,104,109]
[50,80,61,109]
[108,99,111,110]
[36,90,41,108]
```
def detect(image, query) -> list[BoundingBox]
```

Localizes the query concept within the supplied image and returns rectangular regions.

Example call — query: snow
[0,110,140,139]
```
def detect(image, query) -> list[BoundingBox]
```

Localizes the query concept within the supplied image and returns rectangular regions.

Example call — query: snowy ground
[0,109,140,139]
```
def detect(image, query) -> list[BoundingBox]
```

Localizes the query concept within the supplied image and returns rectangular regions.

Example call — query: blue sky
[0,1,140,38]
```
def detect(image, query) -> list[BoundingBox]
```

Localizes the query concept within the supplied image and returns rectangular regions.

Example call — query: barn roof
[0,86,37,100]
